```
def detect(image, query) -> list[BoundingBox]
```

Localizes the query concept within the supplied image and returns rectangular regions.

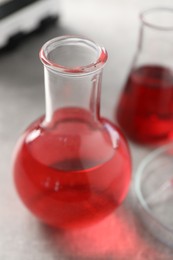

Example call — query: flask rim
[39,35,108,76]
[140,7,173,31]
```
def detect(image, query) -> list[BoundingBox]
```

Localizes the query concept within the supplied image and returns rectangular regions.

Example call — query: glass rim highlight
[39,35,108,76]
[140,7,173,31]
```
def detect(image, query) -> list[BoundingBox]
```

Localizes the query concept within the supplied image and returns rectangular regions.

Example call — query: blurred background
[1,0,173,259]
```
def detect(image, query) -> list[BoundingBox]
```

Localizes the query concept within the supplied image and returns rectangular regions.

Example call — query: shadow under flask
[117,8,173,145]
[13,36,131,229]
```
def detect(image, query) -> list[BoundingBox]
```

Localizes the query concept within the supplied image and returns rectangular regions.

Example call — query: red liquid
[117,65,173,145]
[13,108,131,229]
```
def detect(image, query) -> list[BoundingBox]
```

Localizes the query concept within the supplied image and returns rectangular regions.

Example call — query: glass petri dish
[134,142,173,248]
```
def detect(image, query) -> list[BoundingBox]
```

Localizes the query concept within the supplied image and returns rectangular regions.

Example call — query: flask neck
[136,8,173,67]
[138,25,173,53]
[43,67,103,126]
[39,36,107,127]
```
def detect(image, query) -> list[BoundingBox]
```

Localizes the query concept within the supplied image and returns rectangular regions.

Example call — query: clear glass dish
[134,142,173,247]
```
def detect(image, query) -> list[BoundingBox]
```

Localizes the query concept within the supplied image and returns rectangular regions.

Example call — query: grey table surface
[1,0,173,259]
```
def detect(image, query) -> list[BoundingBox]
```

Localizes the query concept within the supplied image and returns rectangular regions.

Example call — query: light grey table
[1,0,173,259]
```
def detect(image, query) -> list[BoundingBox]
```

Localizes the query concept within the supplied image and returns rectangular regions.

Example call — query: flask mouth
[140,7,173,31]
[39,35,108,76]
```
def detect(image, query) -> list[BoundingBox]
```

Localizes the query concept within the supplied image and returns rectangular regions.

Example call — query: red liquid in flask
[117,65,173,145]
[14,108,131,229]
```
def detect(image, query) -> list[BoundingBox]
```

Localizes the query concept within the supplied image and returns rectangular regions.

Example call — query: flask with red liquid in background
[13,36,131,229]
[117,8,173,146]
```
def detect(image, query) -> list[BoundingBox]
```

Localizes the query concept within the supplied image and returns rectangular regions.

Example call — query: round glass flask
[13,35,131,229]
[117,8,173,145]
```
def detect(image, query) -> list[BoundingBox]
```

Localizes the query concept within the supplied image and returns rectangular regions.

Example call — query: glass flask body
[13,36,131,229]
[117,8,173,145]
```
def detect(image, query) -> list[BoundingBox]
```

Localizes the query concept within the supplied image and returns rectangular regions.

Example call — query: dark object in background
[0,0,60,50]
[0,0,41,20]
